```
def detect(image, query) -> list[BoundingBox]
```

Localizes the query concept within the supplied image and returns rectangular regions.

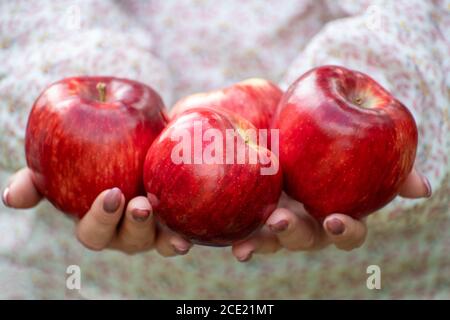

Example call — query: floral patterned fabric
[0,0,448,299]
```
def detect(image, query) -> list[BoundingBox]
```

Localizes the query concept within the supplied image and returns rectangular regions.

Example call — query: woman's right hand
[2,168,192,256]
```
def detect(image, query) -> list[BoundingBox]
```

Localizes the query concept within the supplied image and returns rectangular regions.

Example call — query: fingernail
[172,243,191,255]
[2,187,10,207]
[420,174,432,198]
[269,220,288,233]
[326,218,345,235]
[132,208,151,222]
[103,188,122,213]
[237,251,253,263]
[147,193,160,207]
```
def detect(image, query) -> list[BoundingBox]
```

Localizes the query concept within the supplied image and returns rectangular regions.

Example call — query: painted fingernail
[172,243,191,255]
[132,208,151,222]
[147,193,160,207]
[2,187,10,207]
[420,174,432,198]
[326,218,345,235]
[237,251,253,263]
[269,220,289,233]
[103,188,122,213]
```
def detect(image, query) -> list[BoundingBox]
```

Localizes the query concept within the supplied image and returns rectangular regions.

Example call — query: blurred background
[0,0,449,299]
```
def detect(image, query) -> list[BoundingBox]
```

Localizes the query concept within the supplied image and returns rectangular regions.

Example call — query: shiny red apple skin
[275,66,418,220]
[25,76,168,218]
[170,78,283,130]
[144,108,282,246]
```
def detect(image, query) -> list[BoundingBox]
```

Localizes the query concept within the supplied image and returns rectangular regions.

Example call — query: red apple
[25,76,168,218]
[275,66,418,220]
[144,108,282,246]
[170,78,283,131]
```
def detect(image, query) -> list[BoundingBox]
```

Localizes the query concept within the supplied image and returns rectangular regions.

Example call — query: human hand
[2,168,431,259]
[2,168,192,256]
[232,169,432,262]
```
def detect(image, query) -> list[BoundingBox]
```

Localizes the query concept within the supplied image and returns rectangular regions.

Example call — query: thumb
[2,168,42,209]
[323,214,367,251]
[399,168,432,199]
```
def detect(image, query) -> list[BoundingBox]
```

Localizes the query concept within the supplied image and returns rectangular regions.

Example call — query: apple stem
[355,97,363,106]
[96,82,107,103]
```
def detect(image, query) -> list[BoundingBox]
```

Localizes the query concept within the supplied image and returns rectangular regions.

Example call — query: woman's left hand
[232,168,432,262]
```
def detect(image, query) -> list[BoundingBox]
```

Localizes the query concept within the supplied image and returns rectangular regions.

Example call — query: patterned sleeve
[0,0,173,173]
[282,0,450,224]
[118,0,343,101]
[0,0,448,300]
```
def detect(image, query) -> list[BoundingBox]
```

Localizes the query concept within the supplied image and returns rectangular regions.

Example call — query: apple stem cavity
[352,96,370,109]
[96,82,107,103]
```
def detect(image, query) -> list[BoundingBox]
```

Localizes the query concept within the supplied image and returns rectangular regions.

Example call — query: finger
[155,226,192,257]
[110,196,156,254]
[76,188,125,251]
[399,168,432,198]
[232,227,280,262]
[2,168,42,208]
[266,208,327,251]
[323,214,367,251]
